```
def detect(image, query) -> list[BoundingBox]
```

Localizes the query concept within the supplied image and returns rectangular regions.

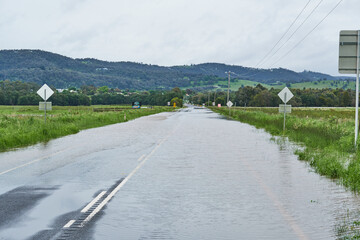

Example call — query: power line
[259,0,324,68]
[269,0,344,67]
[255,0,312,68]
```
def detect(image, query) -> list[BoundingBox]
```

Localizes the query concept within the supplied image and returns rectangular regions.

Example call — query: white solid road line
[63,220,76,228]
[0,149,66,176]
[80,136,170,227]
[137,154,146,162]
[81,191,107,213]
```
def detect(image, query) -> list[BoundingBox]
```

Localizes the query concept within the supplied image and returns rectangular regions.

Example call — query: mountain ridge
[0,49,351,90]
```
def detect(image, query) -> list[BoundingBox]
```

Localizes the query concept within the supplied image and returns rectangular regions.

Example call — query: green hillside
[184,79,355,91]
[0,49,352,90]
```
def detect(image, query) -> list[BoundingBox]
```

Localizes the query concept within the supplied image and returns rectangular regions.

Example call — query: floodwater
[0,107,359,239]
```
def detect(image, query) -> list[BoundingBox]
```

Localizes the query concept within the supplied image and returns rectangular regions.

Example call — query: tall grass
[0,106,173,152]
[211,107,360,191]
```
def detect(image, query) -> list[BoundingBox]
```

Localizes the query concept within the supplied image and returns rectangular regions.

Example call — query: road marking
[80,134,171,227]
[241,159,309,240]
[137,154,146,162]
[63,220,76,228]
[81,191,107,213]
[0,149,66,176]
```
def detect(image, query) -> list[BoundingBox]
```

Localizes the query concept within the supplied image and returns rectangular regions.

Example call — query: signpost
[37,84,54,124]
[227,100,233,116]
[278,87,293,132]
[339,30,360,146]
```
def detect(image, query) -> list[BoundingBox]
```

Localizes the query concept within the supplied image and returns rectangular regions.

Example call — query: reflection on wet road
[0,107,359,239]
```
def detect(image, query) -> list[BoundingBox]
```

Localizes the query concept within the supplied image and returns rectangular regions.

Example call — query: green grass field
[211,106,360,192]
[187,79,355,91]
[0,105,173,152]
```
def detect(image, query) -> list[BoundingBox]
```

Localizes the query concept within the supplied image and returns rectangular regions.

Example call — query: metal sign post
[339,30,360,146]
[227,101,233,116]
[278,87,293,133]
[355,31,360,146]
[44,89,47,124]
[37,84,54,124]
[357,32,359,146]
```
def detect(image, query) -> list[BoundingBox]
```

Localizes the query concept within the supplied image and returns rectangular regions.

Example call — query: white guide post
[356,30,360,146]
[283,92,287,132]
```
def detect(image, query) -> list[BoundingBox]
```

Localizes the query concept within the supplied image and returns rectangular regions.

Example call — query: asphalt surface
[0,107,360,240]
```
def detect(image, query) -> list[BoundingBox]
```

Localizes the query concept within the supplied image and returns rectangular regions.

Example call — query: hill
[0,49,352,90]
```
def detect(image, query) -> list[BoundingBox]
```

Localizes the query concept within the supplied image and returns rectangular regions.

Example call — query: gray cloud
[0,0,359,75]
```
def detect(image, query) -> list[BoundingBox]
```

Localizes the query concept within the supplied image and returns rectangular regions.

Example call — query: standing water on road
[0,107,359,239]
[90,107,360,240]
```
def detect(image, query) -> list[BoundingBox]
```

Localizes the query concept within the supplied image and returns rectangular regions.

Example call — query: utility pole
[225,71,231,103]
[225,71,235,104]
[208,92,210,106]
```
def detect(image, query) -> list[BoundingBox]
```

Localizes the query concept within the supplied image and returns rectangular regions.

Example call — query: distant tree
[250,90,275,107]
[171,87,182,94]
[97,86,109,93]
[215,97,225,106]
[81,85,96,95]
[170,97,183,107]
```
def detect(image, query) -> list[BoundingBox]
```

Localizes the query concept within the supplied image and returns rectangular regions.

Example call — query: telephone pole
[225,71,234,104]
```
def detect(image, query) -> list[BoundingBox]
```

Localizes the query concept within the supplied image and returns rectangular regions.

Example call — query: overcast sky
[0,0,359,75]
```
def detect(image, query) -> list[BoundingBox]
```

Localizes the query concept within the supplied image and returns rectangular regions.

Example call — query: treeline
[190,84,355,107]
[1,80,355,108]
[0,80,183,106]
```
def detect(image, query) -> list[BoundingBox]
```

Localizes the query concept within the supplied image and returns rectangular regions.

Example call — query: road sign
[39,102,52,111]
[227,101,233,107]
[37,84,54,101]
[37,84,54,124]
[339,30,359,74]
[339,30,360,146]
[278,87,293,104]
[278,87,293,133]
[279,104,291,113]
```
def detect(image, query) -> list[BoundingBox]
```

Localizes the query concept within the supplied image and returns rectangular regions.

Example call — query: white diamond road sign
[227,101,233,107]
[37,84,54,101]
[278,87,293,104]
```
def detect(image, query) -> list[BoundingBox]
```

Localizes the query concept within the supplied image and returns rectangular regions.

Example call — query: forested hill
[0,49,347,89]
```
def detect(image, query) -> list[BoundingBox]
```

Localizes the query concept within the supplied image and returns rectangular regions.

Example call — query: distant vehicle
[132,101,142,109]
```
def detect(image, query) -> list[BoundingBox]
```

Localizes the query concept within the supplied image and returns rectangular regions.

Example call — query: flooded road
[0,107,359,239]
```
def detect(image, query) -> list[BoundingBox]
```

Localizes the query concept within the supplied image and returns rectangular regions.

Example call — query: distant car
[132,101,141,109]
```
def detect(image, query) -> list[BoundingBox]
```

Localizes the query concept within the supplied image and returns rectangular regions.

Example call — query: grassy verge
[210,107,360,191]
[0,105,174,152]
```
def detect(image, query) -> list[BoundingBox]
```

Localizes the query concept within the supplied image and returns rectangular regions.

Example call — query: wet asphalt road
[0,107,360,240]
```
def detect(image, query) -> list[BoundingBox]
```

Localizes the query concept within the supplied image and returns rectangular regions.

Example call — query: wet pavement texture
[0,107,359,239]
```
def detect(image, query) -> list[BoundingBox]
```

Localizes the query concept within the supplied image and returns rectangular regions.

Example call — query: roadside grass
[0,105,173,152]
[210,107,360,192]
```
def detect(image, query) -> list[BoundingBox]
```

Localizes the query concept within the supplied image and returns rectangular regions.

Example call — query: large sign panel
[339,30,359,74]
